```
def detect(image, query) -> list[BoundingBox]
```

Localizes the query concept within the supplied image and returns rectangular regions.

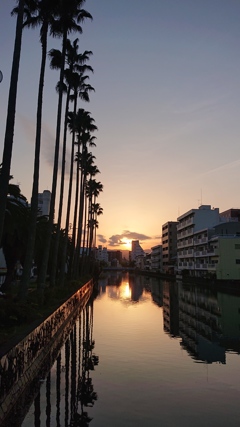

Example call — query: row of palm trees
[0,0,103,298]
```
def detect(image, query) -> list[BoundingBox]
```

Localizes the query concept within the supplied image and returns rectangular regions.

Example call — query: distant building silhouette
[38,190,51,216]
[130,240,145,262]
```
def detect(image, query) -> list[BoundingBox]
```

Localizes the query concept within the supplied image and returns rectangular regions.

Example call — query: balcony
[194,237,208,245]
[177,217,194,231]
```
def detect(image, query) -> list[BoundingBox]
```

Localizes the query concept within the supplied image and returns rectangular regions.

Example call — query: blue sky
[1,0,240,250]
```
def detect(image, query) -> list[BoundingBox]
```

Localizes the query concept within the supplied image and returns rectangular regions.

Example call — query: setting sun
[121,238,132,249]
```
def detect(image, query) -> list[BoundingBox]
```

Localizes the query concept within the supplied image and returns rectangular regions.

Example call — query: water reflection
[9,302,99,427]
[3,273,240,426]
[178,283,240,363]
[98,272,240,364]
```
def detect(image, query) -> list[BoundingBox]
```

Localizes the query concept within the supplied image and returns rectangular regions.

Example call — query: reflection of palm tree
[75,303,98,426]
[56,354,61,425]
[34,391,41,426]
[46,372,51,426]
[65,339,70,425]
[70,324,77,423]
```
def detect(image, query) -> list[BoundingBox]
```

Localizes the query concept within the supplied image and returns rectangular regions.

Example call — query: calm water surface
[21,272,240,427]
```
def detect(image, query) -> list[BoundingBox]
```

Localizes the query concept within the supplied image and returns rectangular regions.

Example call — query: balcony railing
[177,217,194,231]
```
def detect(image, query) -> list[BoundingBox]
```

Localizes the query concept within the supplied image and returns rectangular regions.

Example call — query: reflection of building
[149,279,163,307]
[151,245,163,272]
[178,283,225,363]
[162,221,178,274]
[38,190,51,216]
[129,275,144,301]
[217,292,240,353]
[163,281,179,337]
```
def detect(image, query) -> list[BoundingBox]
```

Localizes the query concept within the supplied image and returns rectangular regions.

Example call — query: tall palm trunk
[69,135,80,278]
[50,82,71,286]
[59,95,78,286]
[0,0,24,246]
[37,31,67,288]
[73,160,86,278]
[19,22,48,299]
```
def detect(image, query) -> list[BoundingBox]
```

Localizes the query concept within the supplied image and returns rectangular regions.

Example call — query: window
[236,259,240,264]
[235,244,240,249]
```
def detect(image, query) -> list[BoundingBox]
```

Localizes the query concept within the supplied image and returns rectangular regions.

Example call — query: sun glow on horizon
[121,238,132,249]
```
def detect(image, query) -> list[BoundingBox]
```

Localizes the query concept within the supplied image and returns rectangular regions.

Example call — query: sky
[1,0,240,252]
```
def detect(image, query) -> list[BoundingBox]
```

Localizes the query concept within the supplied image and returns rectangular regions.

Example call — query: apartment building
[177,205,240,280]
[162,221,178,273]
[95,245,109,263]
[151,244,163,272]
[177,205,220,276]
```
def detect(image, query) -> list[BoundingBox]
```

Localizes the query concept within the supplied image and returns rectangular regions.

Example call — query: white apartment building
[38,190,51,216]
[151,245,163,272]
[177,205,240,279]
[177,205,220,276]
[95,245,109,263]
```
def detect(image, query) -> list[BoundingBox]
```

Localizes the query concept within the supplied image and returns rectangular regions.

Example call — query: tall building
[151,245,163,272]
[95,245,109,263]
[162,221,178,273]
[177,205,220,276]
[177,205,240,280]
[130,240,145,261]
[38,190,51,216]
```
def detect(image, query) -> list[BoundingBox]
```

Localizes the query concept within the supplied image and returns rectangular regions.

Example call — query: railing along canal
[0,279,93,424]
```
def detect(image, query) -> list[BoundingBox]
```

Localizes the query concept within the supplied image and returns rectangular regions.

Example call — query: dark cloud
[98,234,107,244]
[108,230,152,247]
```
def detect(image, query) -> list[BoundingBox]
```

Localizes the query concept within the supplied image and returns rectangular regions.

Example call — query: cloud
[108,230,152,247]
[97,234,107,244]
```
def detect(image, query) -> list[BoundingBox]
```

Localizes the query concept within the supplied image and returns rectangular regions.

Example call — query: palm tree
[48,40,94,286]
[0,0,25,247]
[37,0,93,289]
[73,149,96,278]
[67,109,97,278]
[15,0,60,299]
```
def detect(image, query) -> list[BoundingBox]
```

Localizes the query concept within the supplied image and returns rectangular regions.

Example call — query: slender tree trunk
[73,169,85,279]
[37,31,67,289]
[0,0,24,246]
[69,136,80,278]
[19,25,48,300]
[59,95,78,286]
[50,84,71,287]
[80,188,88,275]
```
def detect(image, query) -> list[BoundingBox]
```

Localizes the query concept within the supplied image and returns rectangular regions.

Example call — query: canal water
[12,272,240,426]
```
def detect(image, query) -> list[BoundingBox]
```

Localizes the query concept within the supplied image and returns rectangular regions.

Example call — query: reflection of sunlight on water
[105,276,151,306]
[121,282,131,299]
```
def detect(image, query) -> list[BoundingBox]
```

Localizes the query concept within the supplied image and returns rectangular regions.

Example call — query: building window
[236,259,240,264]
